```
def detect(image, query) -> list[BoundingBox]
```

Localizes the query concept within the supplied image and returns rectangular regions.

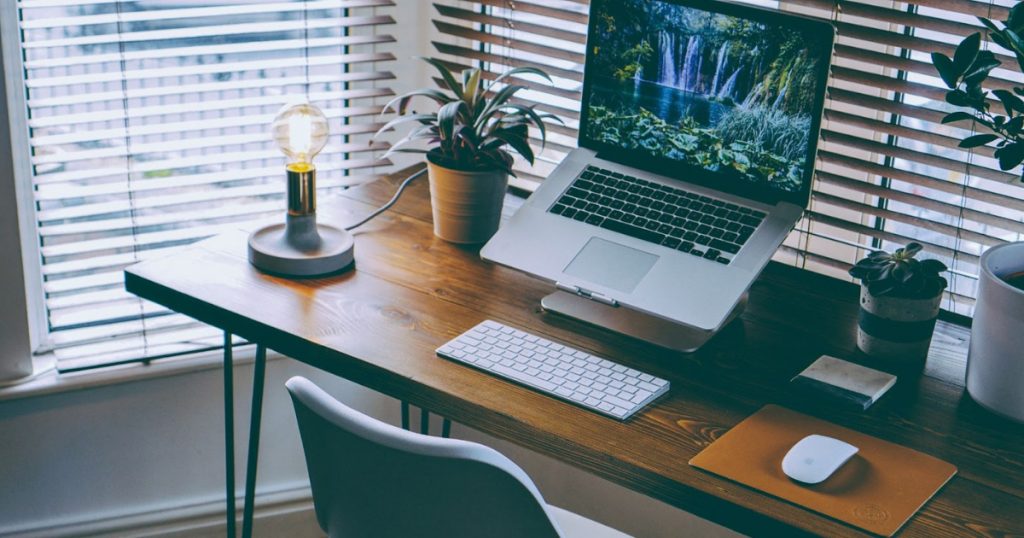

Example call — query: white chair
[286,376,634,538]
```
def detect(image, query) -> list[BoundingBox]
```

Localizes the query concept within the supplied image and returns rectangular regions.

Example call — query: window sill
[0,345,285,404]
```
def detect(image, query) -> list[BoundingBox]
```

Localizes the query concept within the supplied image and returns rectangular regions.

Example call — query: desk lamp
[248,103,355,276]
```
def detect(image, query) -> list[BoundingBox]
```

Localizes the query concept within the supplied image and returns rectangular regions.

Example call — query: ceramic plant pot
[426,158,508,244]
[857,285,942,368]
[967,242,1024,423]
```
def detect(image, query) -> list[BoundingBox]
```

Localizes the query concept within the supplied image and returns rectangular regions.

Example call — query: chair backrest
[286,376,567,538]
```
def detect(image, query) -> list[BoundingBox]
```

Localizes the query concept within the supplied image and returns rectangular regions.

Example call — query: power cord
[344,168,427,232]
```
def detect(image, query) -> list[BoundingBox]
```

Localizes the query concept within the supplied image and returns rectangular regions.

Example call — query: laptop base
[541,291,747,353]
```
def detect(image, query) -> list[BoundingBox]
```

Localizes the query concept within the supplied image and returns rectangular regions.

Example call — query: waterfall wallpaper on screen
[585,0,826,193]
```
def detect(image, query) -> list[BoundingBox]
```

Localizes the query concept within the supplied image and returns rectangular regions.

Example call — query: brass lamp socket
[287,163,316,216]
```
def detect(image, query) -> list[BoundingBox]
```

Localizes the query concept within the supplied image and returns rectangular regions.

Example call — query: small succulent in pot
[849,243,949,298]
[848,243,949,365]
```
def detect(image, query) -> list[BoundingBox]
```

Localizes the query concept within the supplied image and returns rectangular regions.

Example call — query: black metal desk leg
[223,333,236,538]
[241,344,267,538]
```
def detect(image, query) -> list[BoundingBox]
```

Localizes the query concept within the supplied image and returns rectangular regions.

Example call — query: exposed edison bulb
[271,103,329,172]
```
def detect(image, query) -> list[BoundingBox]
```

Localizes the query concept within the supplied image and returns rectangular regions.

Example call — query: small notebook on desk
[689,405,957,537]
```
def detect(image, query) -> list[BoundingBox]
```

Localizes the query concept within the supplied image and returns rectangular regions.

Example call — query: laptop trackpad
[563,237,659,294]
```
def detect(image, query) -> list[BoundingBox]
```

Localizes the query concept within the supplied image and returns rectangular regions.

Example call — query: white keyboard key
[437,321,670,421]
[637,381,660,392]
[632,390,653,403]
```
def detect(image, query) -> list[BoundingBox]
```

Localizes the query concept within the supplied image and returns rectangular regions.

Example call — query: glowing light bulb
[272,103,329,171]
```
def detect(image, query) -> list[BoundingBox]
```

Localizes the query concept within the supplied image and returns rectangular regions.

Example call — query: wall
[0,3,742,537]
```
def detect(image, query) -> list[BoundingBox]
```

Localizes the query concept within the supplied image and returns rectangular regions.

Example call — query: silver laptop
[482,0,835,333]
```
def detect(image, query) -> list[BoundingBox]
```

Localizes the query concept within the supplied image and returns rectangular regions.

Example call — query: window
[2,0,397,371]
[430,0,1024,316]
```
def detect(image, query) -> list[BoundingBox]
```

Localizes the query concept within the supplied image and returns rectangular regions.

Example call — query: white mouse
[782,434,859,485]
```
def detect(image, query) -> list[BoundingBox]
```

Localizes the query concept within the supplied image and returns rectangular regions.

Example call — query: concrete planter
[967,242,1024,424]
[426,158,508,244]
[857,285,941,368]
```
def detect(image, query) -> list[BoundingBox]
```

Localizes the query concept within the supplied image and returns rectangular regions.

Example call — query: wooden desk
[126,166,1024,538]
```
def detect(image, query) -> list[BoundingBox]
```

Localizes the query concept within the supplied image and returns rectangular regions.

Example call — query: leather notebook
[689,405,956,537]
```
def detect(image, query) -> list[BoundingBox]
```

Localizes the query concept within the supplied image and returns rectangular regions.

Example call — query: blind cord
[344,168,427,231]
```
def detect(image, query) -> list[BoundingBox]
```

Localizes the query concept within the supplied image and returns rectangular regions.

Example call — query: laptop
[481,0,835,334]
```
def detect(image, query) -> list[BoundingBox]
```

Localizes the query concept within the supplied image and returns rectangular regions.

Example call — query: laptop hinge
[555,282,618,307]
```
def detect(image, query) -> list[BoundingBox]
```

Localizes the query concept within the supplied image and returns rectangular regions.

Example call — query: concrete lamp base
[248,213,354,277]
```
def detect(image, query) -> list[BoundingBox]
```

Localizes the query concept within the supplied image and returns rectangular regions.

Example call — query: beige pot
[426,159,508,244]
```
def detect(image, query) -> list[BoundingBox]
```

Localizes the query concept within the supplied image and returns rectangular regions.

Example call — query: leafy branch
[932,3,1024,180]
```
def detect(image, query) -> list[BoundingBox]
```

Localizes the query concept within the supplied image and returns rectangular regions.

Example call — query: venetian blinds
[12,0,396,371]
[430,0,1024,316]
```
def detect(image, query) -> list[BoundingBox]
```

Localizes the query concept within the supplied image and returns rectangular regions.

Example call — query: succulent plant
[373,57,562,176]
[848,243,949,298]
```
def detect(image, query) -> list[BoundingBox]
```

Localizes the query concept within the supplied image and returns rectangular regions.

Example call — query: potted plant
[932,7,1024,421]
[373,58,561,244]
[848,243,948,367]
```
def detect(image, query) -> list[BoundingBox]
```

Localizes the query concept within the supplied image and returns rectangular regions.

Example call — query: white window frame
[0,4,50,384]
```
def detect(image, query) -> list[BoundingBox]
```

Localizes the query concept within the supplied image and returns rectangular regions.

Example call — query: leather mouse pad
[689,405,956,537]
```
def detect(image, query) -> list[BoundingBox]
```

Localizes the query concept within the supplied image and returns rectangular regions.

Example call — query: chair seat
[548,505,634,538]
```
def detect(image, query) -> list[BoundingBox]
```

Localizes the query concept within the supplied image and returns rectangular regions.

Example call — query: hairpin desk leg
[401,401,410,431]
[420,408,430,435]
[441,418,452,439]
[240,345,267,538]
[223,333,236,538]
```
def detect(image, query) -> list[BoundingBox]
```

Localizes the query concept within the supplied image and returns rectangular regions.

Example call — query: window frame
[1,3,51,383]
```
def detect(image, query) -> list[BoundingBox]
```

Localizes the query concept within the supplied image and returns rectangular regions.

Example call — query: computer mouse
[782,434,859,485]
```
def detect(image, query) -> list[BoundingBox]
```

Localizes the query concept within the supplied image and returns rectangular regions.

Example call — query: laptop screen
[580,0,833,205]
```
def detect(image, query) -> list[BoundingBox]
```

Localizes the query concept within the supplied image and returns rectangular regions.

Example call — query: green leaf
[959,133,999,148]
[415,57,465,101]
[485,130,535,165]
[494,104,549,148]
[945,89,973,107]
[1004,30,1024,72]
[962,51,1000,85]
[382,89,453,116]
[372,113,438,141]
[476,84,528,127]
[990,31,1011,51]
[931,52,959,89]
[1009,3,1024,34]
[978,17,1003,34]
[487,66,553,94]
[994,89,1024,116]
[952,33,982,79]
[461,68,481,107]
[902,243,923,258]
[437,101,468,143]
[996,141,1024,170]
[941,111,977,124]
[1007,115,1024,136]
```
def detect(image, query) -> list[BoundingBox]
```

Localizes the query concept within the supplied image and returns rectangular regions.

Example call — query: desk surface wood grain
[126,165,1024,538]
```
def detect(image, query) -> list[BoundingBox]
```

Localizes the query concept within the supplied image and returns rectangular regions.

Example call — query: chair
[286,376,634,538]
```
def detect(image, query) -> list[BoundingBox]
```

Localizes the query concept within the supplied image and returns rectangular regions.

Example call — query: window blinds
[430,0,1024,316]
[13,0,396,371]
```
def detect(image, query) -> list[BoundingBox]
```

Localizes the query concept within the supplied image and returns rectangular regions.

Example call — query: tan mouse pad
[689,405,956,537]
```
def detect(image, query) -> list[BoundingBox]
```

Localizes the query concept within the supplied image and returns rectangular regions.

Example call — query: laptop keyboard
[548,166,766,265]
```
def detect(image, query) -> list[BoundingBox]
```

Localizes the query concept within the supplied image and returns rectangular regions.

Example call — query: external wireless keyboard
[436,320,670,420]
